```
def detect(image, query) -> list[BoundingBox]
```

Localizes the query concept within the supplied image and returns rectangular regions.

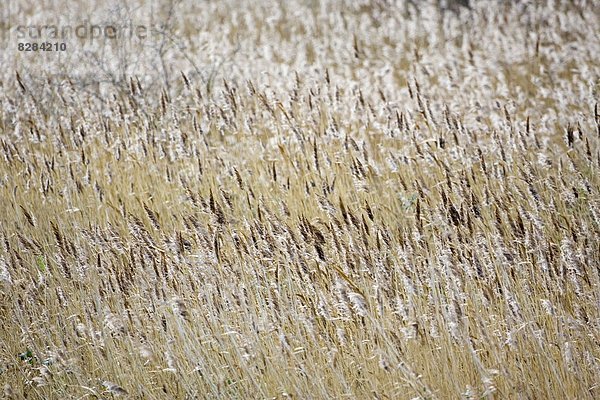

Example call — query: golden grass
[1,1,599,399]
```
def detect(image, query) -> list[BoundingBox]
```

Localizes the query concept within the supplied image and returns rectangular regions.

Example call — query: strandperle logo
[0,1,162,44]
[14,21,158,42]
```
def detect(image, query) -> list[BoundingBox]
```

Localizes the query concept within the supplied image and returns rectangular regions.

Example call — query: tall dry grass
[1,0,599,399]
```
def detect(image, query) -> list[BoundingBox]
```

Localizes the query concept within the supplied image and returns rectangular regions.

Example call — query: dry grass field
[1,0,599,398]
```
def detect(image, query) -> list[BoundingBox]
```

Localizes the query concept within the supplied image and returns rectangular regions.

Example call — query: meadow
[0,0,599,398]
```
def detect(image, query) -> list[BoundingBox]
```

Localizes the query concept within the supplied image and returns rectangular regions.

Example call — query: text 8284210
[18,42,67,51]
